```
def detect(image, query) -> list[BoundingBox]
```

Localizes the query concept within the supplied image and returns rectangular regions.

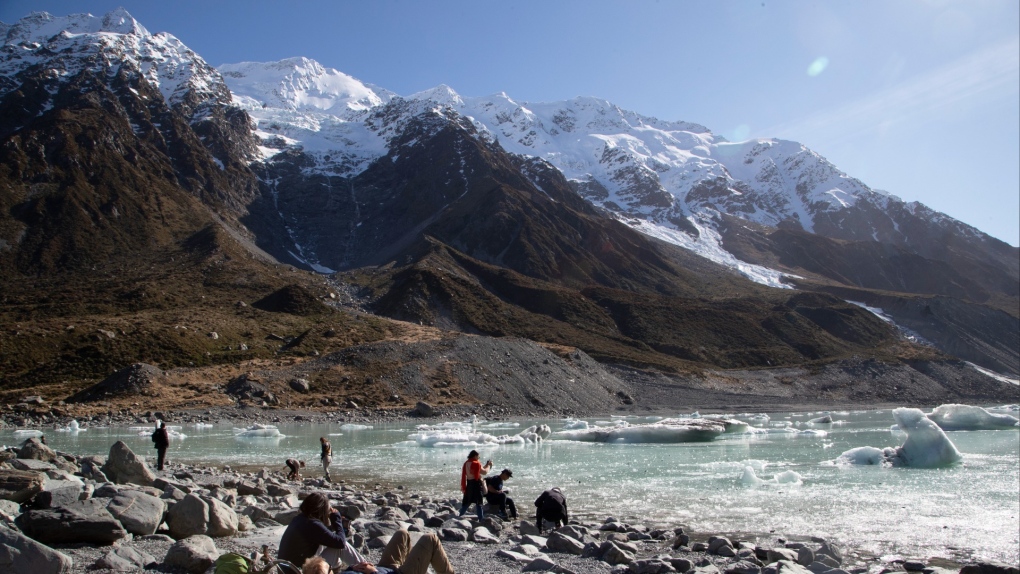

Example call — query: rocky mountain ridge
[0,9,1016,411]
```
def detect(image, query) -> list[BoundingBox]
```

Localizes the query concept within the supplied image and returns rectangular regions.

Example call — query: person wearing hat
[458,450,492,520]
[484,468,517,520]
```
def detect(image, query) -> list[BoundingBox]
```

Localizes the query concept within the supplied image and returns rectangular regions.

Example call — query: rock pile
[0,438,1010,574]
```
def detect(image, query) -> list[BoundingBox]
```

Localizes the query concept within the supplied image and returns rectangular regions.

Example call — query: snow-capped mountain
[1,10,1015,378]
[219,57,1014,288]
[0,8,230,118]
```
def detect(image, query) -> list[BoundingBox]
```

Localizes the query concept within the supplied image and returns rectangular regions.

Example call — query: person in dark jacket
[484,468,517,519]
[320,436,333,482]
[151,422,170,471]
[278,492,364,569]
[535,487,568,532]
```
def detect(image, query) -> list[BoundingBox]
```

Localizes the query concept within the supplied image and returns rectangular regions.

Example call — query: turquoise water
[8,409,1018,565]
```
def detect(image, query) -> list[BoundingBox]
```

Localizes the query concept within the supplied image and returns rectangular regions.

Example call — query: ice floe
[834,408,961,467]
[55,419,85,433]
[926,404,1019,431]
[739,466,804,487]
[409,424,550,447]
[550,418,747,443]
[233,423,282,438]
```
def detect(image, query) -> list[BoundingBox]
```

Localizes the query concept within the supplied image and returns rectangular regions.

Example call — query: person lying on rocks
[286,458,306,481]
[337,529,455,574]
[278,492,365,570]
[484,468,518,520]
[535,487,568,532]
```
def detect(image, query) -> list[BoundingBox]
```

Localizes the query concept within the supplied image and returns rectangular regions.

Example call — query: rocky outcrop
[164,535,219,573]
[106,491,166,536]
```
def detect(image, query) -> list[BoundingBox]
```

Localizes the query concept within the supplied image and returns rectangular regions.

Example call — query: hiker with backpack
[151,421,170,471]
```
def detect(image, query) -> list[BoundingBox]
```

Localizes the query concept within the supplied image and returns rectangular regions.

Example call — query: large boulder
[166,494,210,539]
[101,442,155,486]
[0,470,45,503]
[95,546,156,571]
[546,531,586,554]
[33,479,85,509]
[0,524,73,574]
[106,490,166,535]
[15,499,128,544]
[163,535,219,573]
[204,496,238,537]
[17,438,57,462]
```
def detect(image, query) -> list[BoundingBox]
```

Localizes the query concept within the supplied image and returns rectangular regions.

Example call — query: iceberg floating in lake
[551,418,746,443]
[55,420,85,433]
[410,423,549,447]
[340,424,373,431]
[233,423,283,438]
[835,408,962,467]
[926,404,1019,431]
[13,429,44,437]
[740,465,804,487]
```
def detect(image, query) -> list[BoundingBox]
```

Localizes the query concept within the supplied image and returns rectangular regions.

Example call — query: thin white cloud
[759,37,1020,146]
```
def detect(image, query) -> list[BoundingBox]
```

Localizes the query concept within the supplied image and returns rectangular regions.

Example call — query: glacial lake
[7,407,1018,566]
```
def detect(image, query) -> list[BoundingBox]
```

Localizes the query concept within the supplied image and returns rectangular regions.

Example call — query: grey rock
[365,521,401,538]
[95,546,156,571]
[815,542,842,566]
[163,535,218,573]
[724,561,762,574]
[630,558,678,573]
[709,536,735,555]
[762,561,814,574]
[166,494,210,539]
[204,495,238,537]
[518,520,541,536]
[555,524,588,541]
[11,459,57,472]
[289,378,310,393]
[547,531,586,554]
[0,524,73,574]
[522,534,549,547]
[273,509,300,525]
[0,500,21,522]
[602,541,636,565]
[0,469,45,503]
[15,499,128,544]
[670,558,694,573]
[440,528,469,542]
[523,556,559,572]
[796,547,815,567]
[17,439,58,463]
[237,514,254,532]
[411,401,436,417]
[768,548,800,563]
[34,480,84,509]
[106,490,166,535]
[496,549,535,563]
[101,442,155,486]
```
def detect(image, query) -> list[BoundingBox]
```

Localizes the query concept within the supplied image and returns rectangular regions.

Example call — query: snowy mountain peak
[218,57,388,115]
[2,8,149,46]
[409,84,464,107]
[101,7,149,36]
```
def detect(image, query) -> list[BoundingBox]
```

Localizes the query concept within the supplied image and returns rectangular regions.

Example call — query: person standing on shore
[458,449,492,520]
[151,422,170,471]
[535,487,568,532]
[320,437,333,482]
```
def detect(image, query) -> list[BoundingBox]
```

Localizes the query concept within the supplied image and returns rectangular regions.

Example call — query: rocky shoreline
[2,429,1018,574]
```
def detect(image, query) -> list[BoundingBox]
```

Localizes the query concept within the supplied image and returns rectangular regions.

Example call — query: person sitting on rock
[484,468,517,520]
[278,492,365,570]
[337,529,454,574]
[535,487,568,532]
[286,458,305,481]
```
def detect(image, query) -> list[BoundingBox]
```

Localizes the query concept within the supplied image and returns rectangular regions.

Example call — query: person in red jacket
[458,449,492,520]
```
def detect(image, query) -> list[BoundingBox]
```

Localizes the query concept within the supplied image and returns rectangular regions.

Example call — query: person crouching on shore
[286,458,305,481]
[535,487,568,532]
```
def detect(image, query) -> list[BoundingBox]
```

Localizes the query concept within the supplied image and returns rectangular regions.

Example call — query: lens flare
[807,56,830,77]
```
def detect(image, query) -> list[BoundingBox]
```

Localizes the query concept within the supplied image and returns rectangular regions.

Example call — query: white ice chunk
[740,465,804,486]
[550,418,743,443]
[834,408,962,467]
[927,404,1019,431]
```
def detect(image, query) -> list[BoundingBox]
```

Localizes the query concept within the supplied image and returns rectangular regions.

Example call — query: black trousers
[536,509,565,531]
[156,447,167,471]
[486,492,517,518]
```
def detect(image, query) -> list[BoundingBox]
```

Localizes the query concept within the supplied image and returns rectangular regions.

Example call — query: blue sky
[3,0,1018,245]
